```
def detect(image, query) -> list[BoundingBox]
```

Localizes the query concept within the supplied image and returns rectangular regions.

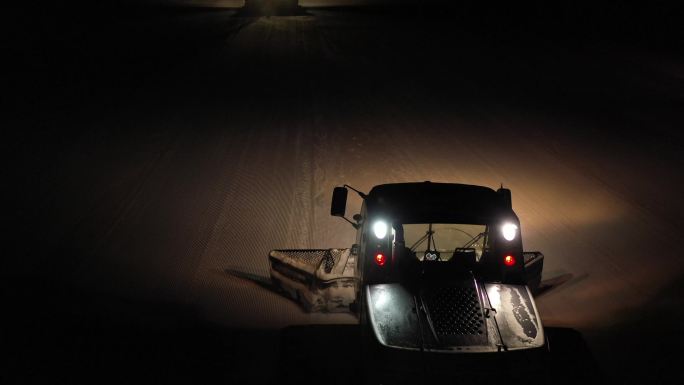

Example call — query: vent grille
[423,286,485,336]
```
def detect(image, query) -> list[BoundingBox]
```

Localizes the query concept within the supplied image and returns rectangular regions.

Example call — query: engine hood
[366,280,544,353]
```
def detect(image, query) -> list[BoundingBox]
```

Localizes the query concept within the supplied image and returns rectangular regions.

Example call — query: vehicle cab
[331,182,545,354]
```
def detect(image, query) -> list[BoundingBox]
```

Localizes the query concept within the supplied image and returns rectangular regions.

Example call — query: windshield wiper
[461,232,486,249]
[409,228,431,251]
[409,224,439,252]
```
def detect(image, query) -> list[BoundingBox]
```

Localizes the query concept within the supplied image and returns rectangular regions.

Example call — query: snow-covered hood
[366,279,544,353]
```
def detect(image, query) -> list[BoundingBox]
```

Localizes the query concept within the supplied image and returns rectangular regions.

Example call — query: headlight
[372,220,388,239]
[501,222,518,241]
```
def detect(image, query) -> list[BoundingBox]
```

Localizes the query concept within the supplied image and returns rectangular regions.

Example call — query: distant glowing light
[504,255,516,266]
[502,223,518,241]
[373,220,388,239]
[375,253,387,266]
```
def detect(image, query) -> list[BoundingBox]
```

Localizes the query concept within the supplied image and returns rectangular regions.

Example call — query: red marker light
[504,255,516,266]
[375,253,386,266]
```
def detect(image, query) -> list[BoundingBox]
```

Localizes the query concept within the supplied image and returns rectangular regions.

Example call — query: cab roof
[366,182,511,224]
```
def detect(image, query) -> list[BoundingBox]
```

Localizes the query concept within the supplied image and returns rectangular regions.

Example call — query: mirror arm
[343,184,367,199]
[342,216,361,229]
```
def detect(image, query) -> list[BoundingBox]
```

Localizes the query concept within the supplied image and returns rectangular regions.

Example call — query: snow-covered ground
[8,7,683,384]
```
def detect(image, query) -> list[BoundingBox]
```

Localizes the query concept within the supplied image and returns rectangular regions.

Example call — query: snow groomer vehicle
[269,182,547,380]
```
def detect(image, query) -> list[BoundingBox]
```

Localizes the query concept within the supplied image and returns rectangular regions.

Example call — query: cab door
[353,202,368,284]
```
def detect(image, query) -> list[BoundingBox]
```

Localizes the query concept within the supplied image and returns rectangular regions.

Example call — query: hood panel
[421,283,488,347]
[484,283,545,350]
[367,282,497,352]
[366,284,421,350]
[367,282,545,353]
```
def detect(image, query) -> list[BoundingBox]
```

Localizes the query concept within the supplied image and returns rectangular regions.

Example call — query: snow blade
[268,248,357,312]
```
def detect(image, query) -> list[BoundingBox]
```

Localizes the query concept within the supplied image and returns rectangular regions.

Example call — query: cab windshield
[395,223,488,261]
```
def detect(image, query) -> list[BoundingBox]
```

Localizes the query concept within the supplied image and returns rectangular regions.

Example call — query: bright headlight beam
[373,220,388,239]
[502,223,518,241]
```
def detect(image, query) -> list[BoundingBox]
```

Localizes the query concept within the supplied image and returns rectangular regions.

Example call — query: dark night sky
[5,1,684,384]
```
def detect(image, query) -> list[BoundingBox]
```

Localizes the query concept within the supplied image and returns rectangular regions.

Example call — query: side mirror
[330,187,348,217]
